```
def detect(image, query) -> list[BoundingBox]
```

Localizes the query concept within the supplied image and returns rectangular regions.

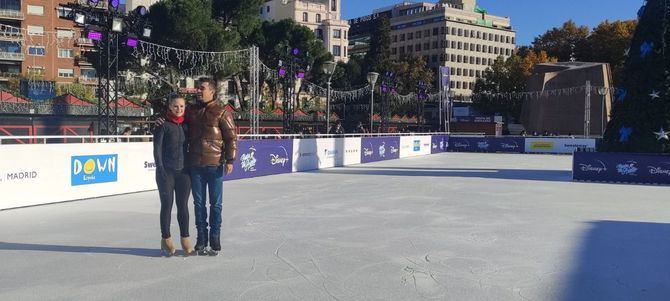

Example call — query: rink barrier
[573,151,670,185]
[1,134,599,210]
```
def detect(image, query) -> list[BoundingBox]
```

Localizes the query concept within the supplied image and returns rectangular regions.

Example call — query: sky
[342,0,642,46]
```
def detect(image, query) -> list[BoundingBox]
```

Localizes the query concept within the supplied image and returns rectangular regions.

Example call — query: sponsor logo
[240,147,257,172]
[363,148,373,157]
[323,149,338,158]
[439,140,445,149]
[0,171,38,183]
[345,148,359,154]
[413,140,421,151]
[500,141,520,150]
[454,141,470,149]
[616,161,638,176]
[71,154,118,186]
[270,146,290,167]
[647,163,670,176]
[432,143,437,149]
[144,161,156,170]
[531,141,555,150]
[379,142,386,157]
[390,146,398,154]
[579,160,607,174]
[477,141,489,150]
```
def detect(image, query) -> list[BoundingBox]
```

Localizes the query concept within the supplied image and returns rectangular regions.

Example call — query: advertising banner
[292,139,319,172]
[525,138,596,154]
[226,139,293,180]
[488,137,525,153]
[400,136,431,158]
[431,135,449,154]
[573,152,670,185]
[360,137,400,163]
[448,136,525,153]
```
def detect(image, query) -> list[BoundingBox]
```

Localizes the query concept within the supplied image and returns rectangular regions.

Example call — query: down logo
[71,154,118,186]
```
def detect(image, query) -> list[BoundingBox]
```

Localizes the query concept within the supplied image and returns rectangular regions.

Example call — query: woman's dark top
[153,120,188,171]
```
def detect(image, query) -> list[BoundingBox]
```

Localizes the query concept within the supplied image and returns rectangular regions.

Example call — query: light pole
[323,61,336,133]
[597,87,607,137]
[367,72,379,133]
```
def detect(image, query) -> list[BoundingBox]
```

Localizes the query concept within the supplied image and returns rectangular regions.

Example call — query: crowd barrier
[0,134,599,210]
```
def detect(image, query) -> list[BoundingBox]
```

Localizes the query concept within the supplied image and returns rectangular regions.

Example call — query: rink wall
[0,135,596,210]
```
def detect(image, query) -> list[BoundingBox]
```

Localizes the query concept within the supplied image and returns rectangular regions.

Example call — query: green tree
[576,20,637,85]
[364,16,391,74]
[600,0,670,153]
[213,0,264,41]
[533,20,589,62]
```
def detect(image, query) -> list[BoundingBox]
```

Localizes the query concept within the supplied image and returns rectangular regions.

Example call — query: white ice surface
[1,153,669,301]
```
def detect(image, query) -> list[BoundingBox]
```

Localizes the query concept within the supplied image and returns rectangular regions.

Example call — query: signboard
[525,138,596,154]
[431,135,449,154]
[226,139,293,180]
[400,136,431,158]
[360,137,400,163]
[573,152,670,185]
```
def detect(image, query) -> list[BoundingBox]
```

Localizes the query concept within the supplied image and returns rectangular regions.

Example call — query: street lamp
[323,61,336,133]
[597,87,607,137]
[367,72,379,133]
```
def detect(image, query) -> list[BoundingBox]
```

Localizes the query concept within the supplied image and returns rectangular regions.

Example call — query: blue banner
[225,139,293,180]
[573,152,670,185]
[361,137,400,163]
[448,137,524,153]
[71,154,118,186]
[431,135,449,154]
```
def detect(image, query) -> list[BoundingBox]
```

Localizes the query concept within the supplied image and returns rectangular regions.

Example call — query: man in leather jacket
[187,78,238,255]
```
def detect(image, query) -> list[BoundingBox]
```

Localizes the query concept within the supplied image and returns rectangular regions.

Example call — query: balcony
[0,9,23,20]
[0,30,22,42]
[75,55,92,66]
[0,51,23,61]
[78,76,98,85]
[0,71,20,81]
[77,0,107,10]
[76,38,95,46]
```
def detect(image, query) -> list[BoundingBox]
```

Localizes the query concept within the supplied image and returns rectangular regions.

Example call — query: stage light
[296,70,305,78]
[111,17,123,32]
[135,6,148,16]
[292,48,299,56]
[278,68,286,77]
[74,13,86,25]
[126,37,138,47]
[109,0,120,9]
[88,0,100,6]
[87,31,102,41]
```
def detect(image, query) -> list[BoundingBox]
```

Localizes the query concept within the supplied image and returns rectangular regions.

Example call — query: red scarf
[167,111,185,124]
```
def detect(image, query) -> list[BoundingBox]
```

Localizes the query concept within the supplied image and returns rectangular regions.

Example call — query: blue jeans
[190,165,224,235]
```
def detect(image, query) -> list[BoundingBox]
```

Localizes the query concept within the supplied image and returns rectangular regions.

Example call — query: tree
[363,16,391,74]
[389,56,434,118]
[600,0,670,153]
[577,20,637,85]
[533,20,589,62]
[213,0,264,41]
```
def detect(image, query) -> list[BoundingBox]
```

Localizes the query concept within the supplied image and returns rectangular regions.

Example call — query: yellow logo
[531,141,554,150]
[83,159,96,174]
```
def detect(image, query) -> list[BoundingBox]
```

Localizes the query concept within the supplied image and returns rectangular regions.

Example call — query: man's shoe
[195,231,208,255]
[209,233,221,256]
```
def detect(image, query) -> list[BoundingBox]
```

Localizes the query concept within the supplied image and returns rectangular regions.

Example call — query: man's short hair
[199,77,216,89]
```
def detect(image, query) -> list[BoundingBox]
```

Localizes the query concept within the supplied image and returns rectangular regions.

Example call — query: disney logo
[390,146,398,154]
[648,165,670,176]
[270,154,289,166]
[500,143,519,149]
[579,160,607,174]
[454,142,469,148]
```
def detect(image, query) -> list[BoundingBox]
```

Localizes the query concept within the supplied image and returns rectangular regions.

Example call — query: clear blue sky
[342,0,641,46]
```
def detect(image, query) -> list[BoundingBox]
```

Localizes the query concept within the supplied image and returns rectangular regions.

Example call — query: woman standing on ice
[153,96,193,256]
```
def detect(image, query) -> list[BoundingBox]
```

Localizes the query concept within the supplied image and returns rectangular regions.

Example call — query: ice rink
[1,152,669,301]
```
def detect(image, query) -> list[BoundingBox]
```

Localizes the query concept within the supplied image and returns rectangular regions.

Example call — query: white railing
[0,9,23,19]
[0,51,24,60]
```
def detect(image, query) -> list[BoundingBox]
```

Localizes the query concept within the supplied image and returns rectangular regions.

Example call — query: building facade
[261,0,349,62]
[350,0,516,96]
[0,0,97,86]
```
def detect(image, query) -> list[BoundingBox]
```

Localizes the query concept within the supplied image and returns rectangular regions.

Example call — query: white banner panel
[0,142,157,210]
[343,137,361,166]
[292,139,319,172]
[399,136,432,158]
[524,138,596,154]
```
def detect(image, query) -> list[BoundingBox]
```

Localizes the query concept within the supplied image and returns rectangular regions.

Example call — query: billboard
[226,139,293,180]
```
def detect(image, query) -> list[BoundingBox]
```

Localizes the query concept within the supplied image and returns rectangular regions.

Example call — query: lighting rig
[379,71,397,133]
[277,47,310,134]
[61,0,151,135]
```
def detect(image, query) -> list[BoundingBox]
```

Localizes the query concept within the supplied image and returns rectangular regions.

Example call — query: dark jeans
[190,165,224,236]
[156,168,191,239]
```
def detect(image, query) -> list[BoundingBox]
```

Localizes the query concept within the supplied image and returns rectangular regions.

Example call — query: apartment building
[0,0,97,86]
[261,0,349,62]
[350,0,516,96]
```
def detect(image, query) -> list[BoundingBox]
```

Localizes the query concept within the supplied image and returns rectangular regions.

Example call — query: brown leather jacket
[186,101,238,166]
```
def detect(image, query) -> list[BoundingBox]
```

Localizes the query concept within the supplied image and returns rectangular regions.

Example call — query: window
[344,46,347,56]
[333,29,341,38]
[469,69,474,77]
[457,28,462,36]
[407,32,413,40]
[392,35,397,42]
[344,30,347,39]
[451,41,455,48]
[399,46,405,55]
[464,29,469,37]
[469,56,474,64]
[316,14,321,22]
[57,7,72,18]
[457,55,462,63]
[450,28,456,35]
[332,45,341,56]
[407,45,413,52]
[506,36,510,44]
[431,54,438,63]
[58,48,74,58]
[400,34,405,41]
[477,31,481,39]
[416,31,422,38]
[476,57,481,65]
[27,5,44,15]
[302,12,308,22]
[391,47,397,55]
[432,41,438,49]
[267,6,270,13]
[425,29,430,36]
[28,46,45,56]
[424,42,429,50]
[441,27,446,34]
[415,43,421,51]
[58,68,74,78]
[450,81,455,89]
[506,48,511,56]
[457,42,462,50]
[81,68,96,79]
[456,81,461,89]
[464,43,469,51]
[57,29,74,38]
[331,0,337,11]
[476,70,481,77]
[27,25,44,36]
[476,44,481,52]
[433,27,438,36]
[316,29,323,39]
